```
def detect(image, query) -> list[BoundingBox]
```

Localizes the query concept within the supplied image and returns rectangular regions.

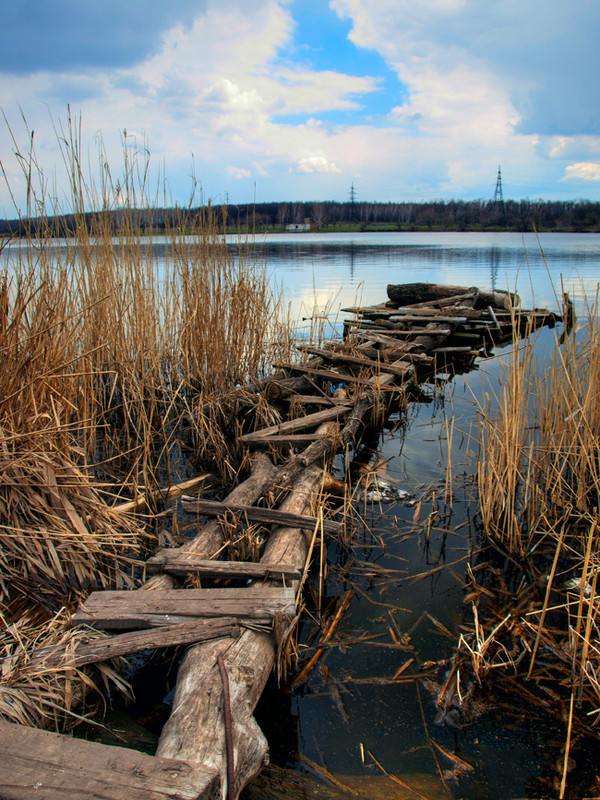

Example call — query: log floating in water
[179,498,342,533]
[0,719,220,800]
[72,587,296,630]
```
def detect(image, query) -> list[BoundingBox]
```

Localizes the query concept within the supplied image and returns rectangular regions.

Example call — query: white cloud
[563,163,600,182]
[295,154,341,174]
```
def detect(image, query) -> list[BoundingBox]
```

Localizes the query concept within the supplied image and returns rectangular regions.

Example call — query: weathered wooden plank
[31,619,241,668]
[354,320,453,336]
[146,554,302,581]
[0,720,220,800]
[294,345,412,378]
[241,433,327,448]
[179,498,342,532]
[73,587,296,629]
[240,403,350,443]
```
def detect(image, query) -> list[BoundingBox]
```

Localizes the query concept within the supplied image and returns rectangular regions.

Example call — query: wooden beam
[72,587,296,630]
[31,618,241,668]
[145,554,302,581]
[114,473,214,515]
[294,345,412,378]
[240,403,350,443]
[179,498,342,532]
[0,720,220,800]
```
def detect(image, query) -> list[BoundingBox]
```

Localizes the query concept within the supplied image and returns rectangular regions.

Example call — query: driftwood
[386,283,478,307]
[31,619,241,668]
[0,720,220,800]
[180,498,342,533]
[294,345,412,378]
[72,587,296,630]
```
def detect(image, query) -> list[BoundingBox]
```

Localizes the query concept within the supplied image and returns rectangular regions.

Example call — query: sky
[1,0,599,213]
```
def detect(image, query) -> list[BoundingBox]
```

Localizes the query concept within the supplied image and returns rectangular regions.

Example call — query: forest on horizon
[1,197,599,236]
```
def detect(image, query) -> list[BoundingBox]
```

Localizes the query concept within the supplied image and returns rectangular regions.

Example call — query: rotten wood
[0,720,220,800]
[145,553,301,581]
[156,464,327,796]
[179,498,342,533]
[241,404,351,443]
[294,344,412,378]
[72,587,296,630]
[30,618,241,668]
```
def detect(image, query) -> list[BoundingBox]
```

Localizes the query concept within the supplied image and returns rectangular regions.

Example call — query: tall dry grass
[0,112,287,727]
[475,291,600,742]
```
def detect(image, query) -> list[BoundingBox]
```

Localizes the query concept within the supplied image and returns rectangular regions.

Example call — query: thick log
[31,619,241,668]
[72,587,295,630]
[179,498,342,533]
[145,554,301,581]
[386,283,478,307]
[240,404,350,443]
[0,720,220,800]
[156,465,326,798]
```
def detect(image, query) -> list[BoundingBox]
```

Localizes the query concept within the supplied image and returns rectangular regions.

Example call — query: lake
[242,232,600,799]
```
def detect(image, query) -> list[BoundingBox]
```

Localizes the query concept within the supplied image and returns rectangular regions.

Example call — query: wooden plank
[72,587,296,630]
[272,362,369,385]
[31,618,241,668]
[147,555,295,580]
[240,403,350,443]
[295,345,412,378]
[240,433,325,447]
[179,498,342,532]
[353,321,453,336]
[0,720,220,800]
[146,554,302,581]
[114,473,214,514]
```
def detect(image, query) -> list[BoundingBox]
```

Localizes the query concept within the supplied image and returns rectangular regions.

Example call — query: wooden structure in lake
[0,283,561,800]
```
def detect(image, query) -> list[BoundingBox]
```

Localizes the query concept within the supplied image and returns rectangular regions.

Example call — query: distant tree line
[1,198,600,236]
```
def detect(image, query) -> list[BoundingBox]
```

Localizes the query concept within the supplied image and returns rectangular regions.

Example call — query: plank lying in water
[146,553,302,581]
[0,720,220,800]
[72,587,296,629]
[179,497,342,532]
[31,618,241,668]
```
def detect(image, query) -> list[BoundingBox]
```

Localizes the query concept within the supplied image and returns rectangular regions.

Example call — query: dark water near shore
[243,233,600,799]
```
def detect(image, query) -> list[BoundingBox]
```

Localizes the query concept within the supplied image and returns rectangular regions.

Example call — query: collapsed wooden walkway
[0,283,561,800]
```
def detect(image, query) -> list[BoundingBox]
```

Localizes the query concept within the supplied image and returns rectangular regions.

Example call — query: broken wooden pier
[0,283,562,800]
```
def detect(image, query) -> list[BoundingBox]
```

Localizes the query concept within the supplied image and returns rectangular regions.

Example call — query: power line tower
[493,165,504,204]
[349,182,357,220]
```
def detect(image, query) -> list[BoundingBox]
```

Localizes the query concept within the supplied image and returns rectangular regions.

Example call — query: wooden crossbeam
[31,619,240,668]
[145,553,302,581]
[240,403,350,443]
[180,498,342,532]
[72,587,296,630]
[0,720,220,800]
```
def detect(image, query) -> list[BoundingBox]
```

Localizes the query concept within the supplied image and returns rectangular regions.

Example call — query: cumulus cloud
[295,154,341,174]
[563,163,600,182]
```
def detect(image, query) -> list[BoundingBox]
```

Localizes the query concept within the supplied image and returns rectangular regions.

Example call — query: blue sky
[1,0,599,212]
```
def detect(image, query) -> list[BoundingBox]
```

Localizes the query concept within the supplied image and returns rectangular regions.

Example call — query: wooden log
[388,314,468,325]
[356,319,453,336]
[145,554,301,581]
[0,720,220,800]
[72,587,296,630]
[386,283,478,307]
[179,498,342,533]
[31,619,241,668]
[240,404,350,443]
[156,465,327,797]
